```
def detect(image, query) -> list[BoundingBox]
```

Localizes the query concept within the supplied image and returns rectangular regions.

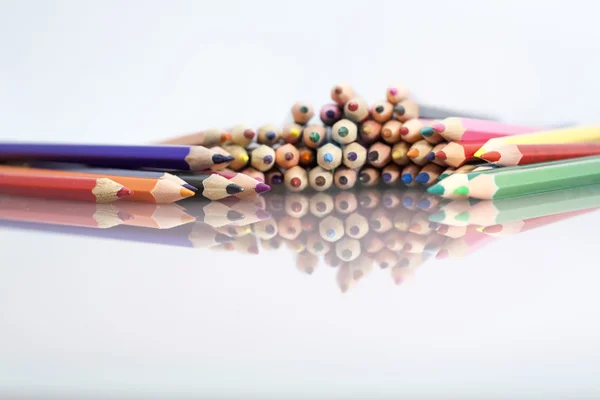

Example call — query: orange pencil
[0,170,131,203]
[2,166,194,203]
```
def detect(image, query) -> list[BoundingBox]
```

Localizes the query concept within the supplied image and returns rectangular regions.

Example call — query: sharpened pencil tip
[215,233,234,244]
[180,188,195,198]
[226,210,245,221]
[483,224,503,234]
[401,174,413,184]
[417,199,431,209]
[226,184,244,195]
[116,187,133,199]
[255,182,271,194]
[182,183,198,192]
[421,127,435,137]
[425,152,436,161]
[435,151,447,161]
[407,149,419,158]
[428,184,445,195]
[432,123,446,133]
[438,173,449,181]
[256,209,271,220]
[474,148,486,158]
[428,222,439,230]
[480,151,501,162]
[212,154,235,164]
[394,105,405,115]
[382,172,392,182]
[415,172,430,183]
[453,186,469,196]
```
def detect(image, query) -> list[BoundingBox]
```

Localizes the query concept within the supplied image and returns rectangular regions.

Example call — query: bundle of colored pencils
[3,184,593,292]
[0,143,271,202]
[157,82,498,193]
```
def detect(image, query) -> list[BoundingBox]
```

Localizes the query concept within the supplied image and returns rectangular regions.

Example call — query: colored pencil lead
[454,186,469,195]
[427,184,445,195]
[421,127,435,137]
[455,212,469,221]
[435,151,447,160]
[425,152,436,162]
[401,174,413,184]
[480,151,501,162]
[407,149,419,158]
[415,172,430,184]
[255,183,270,194]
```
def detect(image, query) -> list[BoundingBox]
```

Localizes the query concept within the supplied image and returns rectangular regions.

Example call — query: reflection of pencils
[435,141,483,168]
[179,200,245,227]
[436,226,494,259]
[0,196,129,228]
[0,142,233,171]
[0,170,130,203]
[458,184,600,227]
[480,209,597,237]
[115,202,196,229]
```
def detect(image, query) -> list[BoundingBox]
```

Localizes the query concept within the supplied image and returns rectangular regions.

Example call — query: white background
[1,1,600,398]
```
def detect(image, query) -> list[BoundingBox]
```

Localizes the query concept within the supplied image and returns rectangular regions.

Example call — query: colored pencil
[371,100,394,123]
[409,211,434,235]
[357,190,380,209]
[393,99,418,122]
[257,124,282,146]
[240,167,265,183]
[178,199,245,227]
[407,140,434,166]
[362,231,386,253]
[386,84,410,104]
[296,251,319,274]
[358,167,380,187]
[251,218,279,240]
[282,123,303,144]
[298,147,317,169]
[0,196,129,229]
[382,189,402,208]
[275,143,300,169]
[309,192,335,218]
[385,230,405,251]
[423,118,537,143]
[343,97,370,123]
[218,197,271,227]
[474,125,600,158]
[336,192,359,214]
[415,193,442,212]
[115,202,196,229]
[359,120,382,144]
[391,142,410,166]
[418,104,497,121]
[222,144,249,171]
[401,189,422,210]
[317,143,342,170]
[415,163,445,186]
[446,155,600,200]
[367,142,391,168]
[435,224,468,239]
[158,128,231,147]
[320,103,343,126]
[284,166,308,192]
[332,119,358,145]
[381,163,401,184]
[292,101,315,125]
[203,170,270,198]
[0,169,131,203]
[22,162,196,191]
[302,125,327,148]
[435,141,483,168]
[420,121,445,145]
[381,120,406,144]
[401,119,433,143]
[343,142,367,169]
[334,167,357,190]
[163,173,244,200]
[229,124,256,148]
[0,142,234,171]
[456,184,600,227]
[265,168,284,187]
[308,166,334,192]
[427,143,448,167]
[250,145,276,172]
[401,163,420,186]
[344,212,369,239]
[319,215,345,242]
[5,165,195,203]
[331,82,355,105]
[208,146,232,171]
[478,142,600,167]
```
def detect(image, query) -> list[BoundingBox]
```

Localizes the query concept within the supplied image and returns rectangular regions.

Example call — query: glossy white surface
[1,0,600,398]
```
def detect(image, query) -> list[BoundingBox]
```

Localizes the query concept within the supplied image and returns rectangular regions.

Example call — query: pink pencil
[421,117,538,143]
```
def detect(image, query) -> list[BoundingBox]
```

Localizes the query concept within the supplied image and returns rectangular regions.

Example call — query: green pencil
[428,155,600,199]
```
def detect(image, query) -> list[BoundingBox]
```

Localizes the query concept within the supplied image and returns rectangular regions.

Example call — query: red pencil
[478,142,600,166]
[423,117,538,143]
[0,171,131,202]
[435,141,484,168]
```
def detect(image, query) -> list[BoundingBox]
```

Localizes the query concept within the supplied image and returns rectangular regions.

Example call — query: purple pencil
[0,142,233,171]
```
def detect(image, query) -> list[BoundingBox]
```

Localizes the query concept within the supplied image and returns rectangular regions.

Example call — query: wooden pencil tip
[226,184,244,195]
[182,183,198,192]
[255,182,271,194]
[453,186,469,196]
[435,151,447,160]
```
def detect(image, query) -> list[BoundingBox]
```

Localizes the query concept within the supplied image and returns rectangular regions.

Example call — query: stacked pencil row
[159,82,495,192]
[0,144,271,203]
[4,184,595,292]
